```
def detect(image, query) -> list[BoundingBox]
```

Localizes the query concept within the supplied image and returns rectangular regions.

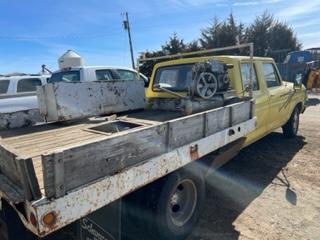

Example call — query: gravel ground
[189,93,320,240]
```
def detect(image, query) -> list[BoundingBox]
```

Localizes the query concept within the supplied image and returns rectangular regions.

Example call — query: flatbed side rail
[32,116,256,237]
[0,143,41,201]
[41,100,253,199]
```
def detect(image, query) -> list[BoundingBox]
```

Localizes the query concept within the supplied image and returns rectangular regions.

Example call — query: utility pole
[122,12,135,69]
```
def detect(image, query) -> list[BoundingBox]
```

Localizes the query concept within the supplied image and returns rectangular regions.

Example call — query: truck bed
[0,110,183,197]
[0,99,255,237]
[0,101,252,201]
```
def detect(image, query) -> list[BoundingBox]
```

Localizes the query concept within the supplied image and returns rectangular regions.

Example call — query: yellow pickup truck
[146,55,307,147]
[0,54,306,240]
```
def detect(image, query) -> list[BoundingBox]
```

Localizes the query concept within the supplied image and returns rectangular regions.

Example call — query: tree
[245,11,301,58]
[245,11,274,56]
[139,33,188,77]
[162,32,186,54]
[199,13,244,54]
[268,20,301,52]
[199,17,222,49]
[138,50,164,78]
[138,11,302,76]
[186,40,202,52]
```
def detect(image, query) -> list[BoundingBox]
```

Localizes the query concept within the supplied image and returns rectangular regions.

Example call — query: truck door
[240,62,269,146]
[262,62,289,130]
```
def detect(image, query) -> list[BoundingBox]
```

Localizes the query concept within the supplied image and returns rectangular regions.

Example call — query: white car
[48,66,148,85]
[0,74,50,113]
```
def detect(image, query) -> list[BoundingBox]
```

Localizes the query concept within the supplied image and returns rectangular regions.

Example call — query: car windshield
[153,64,193,91]
[49,71,80,83]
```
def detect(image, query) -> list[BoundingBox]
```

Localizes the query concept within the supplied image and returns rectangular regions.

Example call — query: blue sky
[0,0,319,73]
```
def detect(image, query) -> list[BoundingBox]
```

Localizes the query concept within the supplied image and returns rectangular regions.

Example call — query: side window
[17,78,42,93]
[0,80,10,94]
[96,70,113,81]
[262,63,281,88]
[118,70,138,80]
[240,63,259,91]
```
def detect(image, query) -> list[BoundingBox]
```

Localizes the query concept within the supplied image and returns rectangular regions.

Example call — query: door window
[0,80,10,94]
[49,71,80,83]
[96,70,114,81]
[17,78,42,92]
[117,70,139,80]
[240,63,259,91]
[262,63,281,88]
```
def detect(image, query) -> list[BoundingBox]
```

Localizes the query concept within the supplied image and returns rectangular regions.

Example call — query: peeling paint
[0,109,42,130]
[37,80,145,122]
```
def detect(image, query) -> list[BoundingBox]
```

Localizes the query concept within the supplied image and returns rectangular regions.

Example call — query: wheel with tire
[124,164,205,240]
[282,106,300,138]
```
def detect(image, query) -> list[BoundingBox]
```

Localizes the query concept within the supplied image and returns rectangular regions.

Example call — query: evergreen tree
[162,32,186,54]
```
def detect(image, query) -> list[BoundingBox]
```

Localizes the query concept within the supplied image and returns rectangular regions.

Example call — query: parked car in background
[0,74,50,113]
[48,66,148,85]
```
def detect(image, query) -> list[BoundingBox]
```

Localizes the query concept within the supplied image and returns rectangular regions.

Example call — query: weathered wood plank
[0,143,22,188]
[16,158,42,200]
[206,107,230,135]
[0,174,25,203]
[230,101,251,126]
[168,112,205,149]
[42,123,168,198]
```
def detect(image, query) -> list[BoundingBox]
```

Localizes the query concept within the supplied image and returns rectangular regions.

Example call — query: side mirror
[294,73,302,87]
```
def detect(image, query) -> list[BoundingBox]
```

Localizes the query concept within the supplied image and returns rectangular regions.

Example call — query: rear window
[49,71,80,83]
[17,78,42,92]
[153,64,193,91]
[0,80,10,94]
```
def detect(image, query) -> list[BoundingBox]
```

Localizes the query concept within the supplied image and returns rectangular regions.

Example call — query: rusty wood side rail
[41,100,253,199]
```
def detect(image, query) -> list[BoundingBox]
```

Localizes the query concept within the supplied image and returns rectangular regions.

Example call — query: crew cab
[0,74,50,113]
[147,55,307,145]
[48,66,148,84]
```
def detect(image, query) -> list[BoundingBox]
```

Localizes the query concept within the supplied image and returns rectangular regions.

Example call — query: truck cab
[0,74,50,113]
[146,55,307,146]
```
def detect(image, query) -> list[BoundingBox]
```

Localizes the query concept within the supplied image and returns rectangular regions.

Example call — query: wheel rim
[293,110,299,134]
[168,179,197,227]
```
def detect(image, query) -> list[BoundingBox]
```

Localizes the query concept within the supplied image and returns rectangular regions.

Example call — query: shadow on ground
[306,97,320,107]
[189,132,306,240]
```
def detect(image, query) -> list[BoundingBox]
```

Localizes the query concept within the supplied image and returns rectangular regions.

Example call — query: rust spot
[190,144,199,160]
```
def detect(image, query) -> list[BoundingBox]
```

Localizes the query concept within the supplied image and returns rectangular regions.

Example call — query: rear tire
[124,164,205,240]
[282,106,300,138]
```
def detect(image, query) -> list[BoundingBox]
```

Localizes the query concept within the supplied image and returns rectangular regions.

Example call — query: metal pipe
[249,42,254,98]
[139,43,254,63]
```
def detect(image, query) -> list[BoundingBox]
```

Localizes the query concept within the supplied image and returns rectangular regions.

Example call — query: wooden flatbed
[0,110,183,196]
[0,99,255,237]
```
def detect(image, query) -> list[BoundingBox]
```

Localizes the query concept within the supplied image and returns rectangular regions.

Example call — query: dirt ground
[188,93,320,240]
